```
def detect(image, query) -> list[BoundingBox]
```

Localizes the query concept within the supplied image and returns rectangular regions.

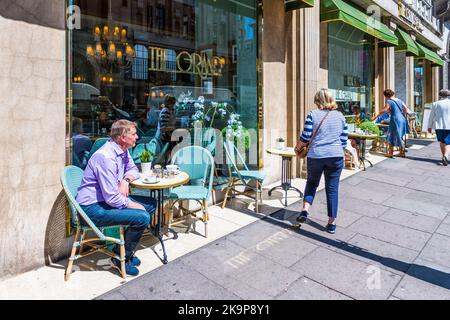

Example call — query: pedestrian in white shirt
[428,89,450,166]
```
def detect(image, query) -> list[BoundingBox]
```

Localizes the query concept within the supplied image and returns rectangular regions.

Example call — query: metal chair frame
[222,141,264,213]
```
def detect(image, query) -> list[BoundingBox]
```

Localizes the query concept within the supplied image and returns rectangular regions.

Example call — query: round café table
[266,147,303,206]
[348,133,378,171]
[131,171,190,264]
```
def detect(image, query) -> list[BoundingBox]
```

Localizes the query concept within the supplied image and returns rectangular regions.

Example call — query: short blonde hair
[110,119,137,141]
[314,88,337,110]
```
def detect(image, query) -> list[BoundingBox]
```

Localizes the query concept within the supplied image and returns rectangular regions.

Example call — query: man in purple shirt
[77,119,156,276]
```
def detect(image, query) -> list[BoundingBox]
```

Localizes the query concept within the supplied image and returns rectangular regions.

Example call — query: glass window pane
[69,0,259,169]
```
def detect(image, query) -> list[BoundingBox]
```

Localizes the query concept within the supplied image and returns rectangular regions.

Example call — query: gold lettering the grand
[149,46,223,78]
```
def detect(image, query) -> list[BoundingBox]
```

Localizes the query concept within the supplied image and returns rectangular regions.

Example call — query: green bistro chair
[86,137,109,162]
[60,165,127,280]
[132,137,169,166]
[168,146,214,238]
[222,140,266,213]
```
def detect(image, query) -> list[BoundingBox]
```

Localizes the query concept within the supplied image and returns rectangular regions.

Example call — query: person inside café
[72,117,92,168]
[76,119,156,276]
[155,94,177,148]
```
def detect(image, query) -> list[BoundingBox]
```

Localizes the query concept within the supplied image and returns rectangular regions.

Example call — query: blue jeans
[304,157,344,219]
[81,195,157,261]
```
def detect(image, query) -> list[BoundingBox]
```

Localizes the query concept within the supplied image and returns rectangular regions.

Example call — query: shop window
[68,0,259,170]
[327,22,375,122]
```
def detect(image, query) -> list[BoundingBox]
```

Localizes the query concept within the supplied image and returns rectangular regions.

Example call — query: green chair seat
[170,186,209,200]
[232,170,266,181]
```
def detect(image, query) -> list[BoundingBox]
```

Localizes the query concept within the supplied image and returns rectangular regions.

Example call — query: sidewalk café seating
[131,137,169,166]
[86,137,109,162]
[168,146,214,238]
[60,165,127,280]
[222,140,266,213]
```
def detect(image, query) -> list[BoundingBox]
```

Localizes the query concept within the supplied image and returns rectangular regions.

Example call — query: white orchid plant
[175,91,250,149]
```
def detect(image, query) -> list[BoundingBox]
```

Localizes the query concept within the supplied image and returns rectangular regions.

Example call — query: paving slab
[382,196,449,220]
[347,217,431,251]
[417,233,450,268]
[275,277,352,300]
[339,184,393,204]
[435,222,450,237]
[247,230,318,268]
[378,208,442,233]
[392,275,450,300]
[406,258,450,291]
[357,170,413,187]
[98,259,241,300]
[289,247,402,300]
[337,196,389,218]
[185,244,302,298]
[225,219,287,250]
[338,234,418,275]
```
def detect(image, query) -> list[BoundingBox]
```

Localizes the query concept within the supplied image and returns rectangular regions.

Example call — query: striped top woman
[295,88,348,234]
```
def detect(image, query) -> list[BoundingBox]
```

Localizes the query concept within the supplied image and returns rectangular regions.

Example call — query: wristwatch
[124,177,132,184]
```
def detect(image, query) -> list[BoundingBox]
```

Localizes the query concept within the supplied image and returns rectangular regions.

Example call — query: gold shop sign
[149,46,225,79]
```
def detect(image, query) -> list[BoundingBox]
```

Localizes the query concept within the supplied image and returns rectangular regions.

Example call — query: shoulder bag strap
[391,99,406,116]
[307,111,330,146]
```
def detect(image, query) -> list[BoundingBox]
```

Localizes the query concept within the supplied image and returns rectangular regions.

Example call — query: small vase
[141,162,152,175]
[276,141,285,150]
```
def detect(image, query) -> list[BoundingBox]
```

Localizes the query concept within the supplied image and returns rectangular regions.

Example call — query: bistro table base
[143,189,178,264]
[268,156,303,207]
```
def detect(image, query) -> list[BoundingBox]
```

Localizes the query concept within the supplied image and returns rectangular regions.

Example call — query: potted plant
[346,117,356,133]
[276,137,285,150]
[139,149,153,175]
[358,121,380,152]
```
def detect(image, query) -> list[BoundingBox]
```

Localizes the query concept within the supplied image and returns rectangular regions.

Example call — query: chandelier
[86,0,135,74]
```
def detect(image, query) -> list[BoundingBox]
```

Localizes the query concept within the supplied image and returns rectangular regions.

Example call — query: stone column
[0,1,67,279]
[405,56,415,109]
[295,6,321,178]
[262,0,286,184]
[432,67,440,101]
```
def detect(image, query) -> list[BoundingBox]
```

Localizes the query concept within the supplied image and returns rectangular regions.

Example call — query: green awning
[415,42,445,66]
[320,0,398,46]
[285,0,314,11]
[394,28,419,56]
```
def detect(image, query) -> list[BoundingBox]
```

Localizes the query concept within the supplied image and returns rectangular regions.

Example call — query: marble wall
[0,1,68,279]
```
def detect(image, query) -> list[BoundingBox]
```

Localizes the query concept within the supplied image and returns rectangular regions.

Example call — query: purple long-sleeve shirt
[76,140,140,209]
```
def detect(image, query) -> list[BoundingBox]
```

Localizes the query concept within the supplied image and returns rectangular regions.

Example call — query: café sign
[149,46,225,79]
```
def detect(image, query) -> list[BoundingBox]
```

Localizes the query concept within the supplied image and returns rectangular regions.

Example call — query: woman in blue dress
[372,89,411,158]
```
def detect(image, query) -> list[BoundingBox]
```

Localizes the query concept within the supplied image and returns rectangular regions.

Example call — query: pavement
[97,141,450,300]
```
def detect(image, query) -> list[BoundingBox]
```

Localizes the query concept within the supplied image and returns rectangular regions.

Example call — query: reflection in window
[132,44,148,80]
[69,0,259,171]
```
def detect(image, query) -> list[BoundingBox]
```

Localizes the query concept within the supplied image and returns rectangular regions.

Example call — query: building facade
[0,0,447,279]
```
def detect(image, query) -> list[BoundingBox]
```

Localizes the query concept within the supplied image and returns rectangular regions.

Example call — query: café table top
[348,132,379,139]
[130,171,190,190]
[266,147,297,157]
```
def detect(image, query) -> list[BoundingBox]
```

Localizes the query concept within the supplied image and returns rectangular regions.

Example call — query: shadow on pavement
[403,156,443,165]
[266,208,450,291]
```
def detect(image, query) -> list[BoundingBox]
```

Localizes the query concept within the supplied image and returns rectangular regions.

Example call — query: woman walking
[294,89,348,234]
[427,89,450,166]
[372,89,411,158]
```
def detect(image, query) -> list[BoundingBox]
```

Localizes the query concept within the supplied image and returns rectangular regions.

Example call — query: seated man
[76,119,156,276]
